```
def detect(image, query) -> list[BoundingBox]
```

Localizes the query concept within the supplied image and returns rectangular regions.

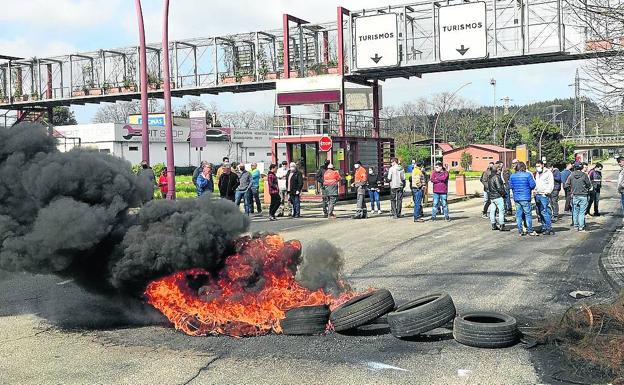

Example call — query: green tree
[396,144,431,166]
[460,151,473,171]
[42,106,77,126]
[528,118,570,165]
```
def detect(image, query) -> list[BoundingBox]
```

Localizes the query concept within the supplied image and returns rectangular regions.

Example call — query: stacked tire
[329,289,395,332]
[280,305,330,335]
[386,293,456,338]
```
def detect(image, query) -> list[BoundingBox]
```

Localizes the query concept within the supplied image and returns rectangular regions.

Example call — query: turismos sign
[354,13,399,70]
[439,2,488,62]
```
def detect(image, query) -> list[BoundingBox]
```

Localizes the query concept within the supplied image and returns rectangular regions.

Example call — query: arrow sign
[371,53,383,64]
[456,45,470,56]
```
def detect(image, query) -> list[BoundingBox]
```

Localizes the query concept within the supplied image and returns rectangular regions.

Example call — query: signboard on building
[439,2,488,62]
[231,127,280,147]
[116,124,189,143]
[276,75,342,106]
[128,113,166,127]
[189,110,207,147]
[354,13,399,70]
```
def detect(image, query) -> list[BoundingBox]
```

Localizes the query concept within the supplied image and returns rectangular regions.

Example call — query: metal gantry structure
[0,0,617,118]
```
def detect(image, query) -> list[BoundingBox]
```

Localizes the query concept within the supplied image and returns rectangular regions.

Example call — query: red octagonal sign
[319,136,333,152]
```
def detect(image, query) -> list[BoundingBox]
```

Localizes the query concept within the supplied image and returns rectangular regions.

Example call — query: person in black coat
[286,162,304,218]
[218,164,239,201]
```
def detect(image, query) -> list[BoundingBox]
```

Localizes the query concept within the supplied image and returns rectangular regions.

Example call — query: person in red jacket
[323,164,341,219]
[267,163,281,221]
[353,160,368,219]
[158,167,168,199]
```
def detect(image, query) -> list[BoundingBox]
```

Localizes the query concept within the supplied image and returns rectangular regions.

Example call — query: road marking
[56,279,74,285]
[364,361,409,372]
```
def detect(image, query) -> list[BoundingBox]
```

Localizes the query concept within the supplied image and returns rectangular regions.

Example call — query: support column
[337,7,349,138]
[372,79,380,139]
[162,0,176,199]
[322,30,330,133]
[283,14,292,137]
[47,107,54,136]
[135,0,150,165]
[46,64,53,99]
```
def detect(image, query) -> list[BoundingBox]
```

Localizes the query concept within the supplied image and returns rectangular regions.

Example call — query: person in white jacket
[387,157,405,218]
[534,161,555,235]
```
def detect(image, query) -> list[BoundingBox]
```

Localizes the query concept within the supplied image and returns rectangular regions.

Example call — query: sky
[0,0,587,123]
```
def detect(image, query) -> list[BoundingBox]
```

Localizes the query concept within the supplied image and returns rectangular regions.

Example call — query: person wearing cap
[430,161,450,221]
[352,160,368,219]
[565,162,591,232]
[317,159,331,218]
[286,162,303,218]
[276,160,290,216]
[323,163,341,219]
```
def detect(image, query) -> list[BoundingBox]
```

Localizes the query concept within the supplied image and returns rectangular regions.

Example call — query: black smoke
[0,123,250,297]
[297,240,348,295]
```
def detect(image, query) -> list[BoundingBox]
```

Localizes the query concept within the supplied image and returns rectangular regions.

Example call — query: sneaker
[445,217,451,222]
[378,210,382,214]
[520,231,527,236]
[269,216,277,221]
[578,228,587,232]
[545,230,555,235]
[481,213,488,219]
[499,224,510,232]
[528,231,539,236]
[594,212,601,217]
[491,224,498,231]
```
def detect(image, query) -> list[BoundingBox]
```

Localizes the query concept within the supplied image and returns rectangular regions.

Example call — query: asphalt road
[0,169,621,385]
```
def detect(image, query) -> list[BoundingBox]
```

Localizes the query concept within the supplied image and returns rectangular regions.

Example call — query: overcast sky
[1,0,586,123]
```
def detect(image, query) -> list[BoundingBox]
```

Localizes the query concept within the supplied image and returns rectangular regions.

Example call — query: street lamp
[538,110,567,162]
[502,105,526,168]
[490,78,497,142]
[431,82,472,168]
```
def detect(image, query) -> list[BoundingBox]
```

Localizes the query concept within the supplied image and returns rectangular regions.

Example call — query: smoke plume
[297,240,348,295]
[0,123,249,296]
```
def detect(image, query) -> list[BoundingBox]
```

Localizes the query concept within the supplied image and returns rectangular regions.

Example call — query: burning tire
[280,305,330,335]
[386,293,456,338]
[330,289,395,332]
[453,311,520,348]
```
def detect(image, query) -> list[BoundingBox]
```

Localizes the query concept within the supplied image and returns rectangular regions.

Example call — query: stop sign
[319,136,332,152]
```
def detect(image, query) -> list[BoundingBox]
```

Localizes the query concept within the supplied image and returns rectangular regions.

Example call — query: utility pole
[580,96,586,137]
[501,96,511,115]
[548,104,562,134]
[490,78,497,142]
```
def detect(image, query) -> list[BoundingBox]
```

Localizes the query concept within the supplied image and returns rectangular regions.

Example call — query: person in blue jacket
[509,161,538,236]
[196,164,214,197]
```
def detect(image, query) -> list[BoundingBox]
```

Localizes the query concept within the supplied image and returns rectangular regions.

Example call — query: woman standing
[368,167,381,214]
[267,164,281,221]
[196,164,214,197]
[158,167,168,199]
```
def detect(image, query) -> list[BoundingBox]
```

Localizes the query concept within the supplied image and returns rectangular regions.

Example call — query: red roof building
[442,144,516,172]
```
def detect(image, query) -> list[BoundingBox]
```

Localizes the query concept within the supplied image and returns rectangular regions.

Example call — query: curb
[600,227,624,292]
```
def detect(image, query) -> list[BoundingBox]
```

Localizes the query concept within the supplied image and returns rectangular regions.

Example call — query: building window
[249,152,255,157]
[100,149,110,154]
[452,161,458,167]
[129,146,138,151]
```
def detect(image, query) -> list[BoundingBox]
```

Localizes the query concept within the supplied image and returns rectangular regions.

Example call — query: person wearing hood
[410,160,426,222]
[587,163,603,216]
[488,163,508,231]
[387,157,405,219]
[352,160,368,219]
[235,164,252,215]
[534,160,555,235]
[368,166,381,214]
[509,162,538,236]
[286,162,304,218]
[218,163,238,201]
[565,162,591,232]
[323,163,341,219]
[480,162,495,218]
[317,159,330,218]
[430,161,450,221]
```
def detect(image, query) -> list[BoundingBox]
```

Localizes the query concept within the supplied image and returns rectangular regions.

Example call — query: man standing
[276,161,290,217]
[249,163,263,215]
[352,160,368,219]
[534,160,555,235]
[235,164,252,216]
[618,156,624,217]
[410,161,426,222]
[387,157,405,219]
[488,163,508,231]
[317,160,330,218]
[215,156,230,181]
[509,162,538,236]
[549,163,562,222]
[430,161,450,221]
[323,163,341,219]
[138,160,156,202]
[496,160,513,216]
[560,162,573,213]
[192,160,209,186]
[286,162,303,218]
[267,164,281,221]
[218,163,238,201]
[587,163,603,216]
[480,162,495,218]
[566,162,592,232]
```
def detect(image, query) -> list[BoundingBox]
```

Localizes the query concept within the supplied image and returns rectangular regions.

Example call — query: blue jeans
[369,189,380,211]
[235,190,251,215]
[431,193,449,219]
[489,197,505,226]
[290,193,301,217]
[504,187,512,212]
[412,189,423,219]
[572,195,589,230]
[515,200,534,234]
[535,194,552,232]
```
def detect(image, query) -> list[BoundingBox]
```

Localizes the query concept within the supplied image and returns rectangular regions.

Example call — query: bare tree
[92,99,162,123]
[174,97,207,117]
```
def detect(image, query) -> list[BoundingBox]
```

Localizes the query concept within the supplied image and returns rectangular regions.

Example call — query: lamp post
[538,109,567,162]
[134,0,149,164]
[431,82,472,168]
[490,78,497,142]
[502,105,526,168]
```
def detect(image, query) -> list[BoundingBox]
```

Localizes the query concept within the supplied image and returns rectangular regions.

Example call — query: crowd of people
[139,154,624,231]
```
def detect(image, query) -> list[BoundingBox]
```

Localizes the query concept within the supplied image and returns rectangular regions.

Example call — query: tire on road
[330,289,395,332]
[280,305,330,335]
[386,292,456,338]
[453,311,520,348]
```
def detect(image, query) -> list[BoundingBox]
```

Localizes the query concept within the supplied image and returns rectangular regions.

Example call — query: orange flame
[145,234,357,337]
